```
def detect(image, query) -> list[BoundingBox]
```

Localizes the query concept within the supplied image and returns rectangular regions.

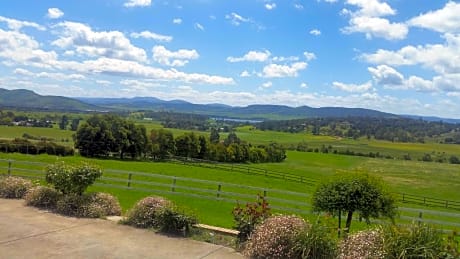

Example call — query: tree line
[257,117,460,143]
[75,114,286,163]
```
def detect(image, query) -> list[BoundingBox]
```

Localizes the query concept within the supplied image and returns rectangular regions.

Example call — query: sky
[0,0,459,118]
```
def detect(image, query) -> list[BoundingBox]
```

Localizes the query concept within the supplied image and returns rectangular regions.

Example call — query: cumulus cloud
[294,3,304,9]
[362,33,460,74]
[0,16,45,31]
[152,45,199,67]
[194,23,204,31]
[303,51,316,61]
[300,82,308,88]
[124,0,151,8]
[52,21,147,62]
[240,70,251,77]
[333,81,372,93]
[13,68,85,81]
[225,12,250,26]
[408,1,460,33]
[368,65,404,86]
[262,62,307,78]
[265,3,276,10]
[309,29,321,36]
[227,50,271,62]
[341,0,408,40]
[47,8,64,19]
[173,18,182,24]
[261,81,273,88]
[130,31,172,42]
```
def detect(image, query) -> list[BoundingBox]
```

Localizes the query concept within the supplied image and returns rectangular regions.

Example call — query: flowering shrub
[45,161,102,195]
[0,176,33,198]
[244,215,307,259]
[55,192,121,218]
[338,229,385,259]
[122,196,171,228]
[232,194,271,243]
[292,221,338,259]
[156,206,198,236]
[24,186,61,209]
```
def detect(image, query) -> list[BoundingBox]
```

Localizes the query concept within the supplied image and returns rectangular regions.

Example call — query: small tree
[232,194,271,243]
[45,161,102,195]
[312,173,397,235]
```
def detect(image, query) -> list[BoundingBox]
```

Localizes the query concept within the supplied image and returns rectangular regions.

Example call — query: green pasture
[0,125,74,145]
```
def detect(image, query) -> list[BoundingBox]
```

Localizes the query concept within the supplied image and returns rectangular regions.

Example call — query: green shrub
[233,194,271,243]
[122,196,171,228]
[55,192,121,218]
[0,176,33,198]
[338,229,385,259]
[156,206,198,236]
[24,186,61,209]
[45,161,102,195]
[382,223,445,259]
[244,215,307,259]
[292,221,338,259]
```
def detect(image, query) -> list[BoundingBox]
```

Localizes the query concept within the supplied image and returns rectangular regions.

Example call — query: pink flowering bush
[122,196,172,228]
[0,176,33,198]
[24,186,61,209]
[55,192,121,218]
[338,229,385,259]
[244,215,307,259]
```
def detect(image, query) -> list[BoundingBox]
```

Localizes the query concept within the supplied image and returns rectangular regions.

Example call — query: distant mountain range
[1,88,459,123]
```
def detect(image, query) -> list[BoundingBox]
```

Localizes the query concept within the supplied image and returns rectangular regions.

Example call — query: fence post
[402,193,405,202]
[217,184,222,198]
[171,177,177,192]
[263,190,267,197]
[418,212,423,225]
[7,160,12,176]
[127,173,132,187]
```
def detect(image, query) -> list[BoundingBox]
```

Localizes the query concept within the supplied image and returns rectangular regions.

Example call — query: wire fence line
[1,158,460,232]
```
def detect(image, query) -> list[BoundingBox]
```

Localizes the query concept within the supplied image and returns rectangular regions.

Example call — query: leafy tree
[312,173,397,235]
[59,115,69,130]
[150,129,175,159]
[197,135,208,159]
[45,161,102,195]
[449,155,460,164]
[210,128,220,144]
[224,132,241,146]
[70,118,80,131]
[175,132,200,158]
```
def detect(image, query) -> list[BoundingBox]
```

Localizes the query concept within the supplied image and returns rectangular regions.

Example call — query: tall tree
[59,115,69,130]
[312,173,397,236]
[210,128,220,144]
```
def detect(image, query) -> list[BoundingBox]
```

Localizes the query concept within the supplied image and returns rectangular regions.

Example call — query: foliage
[338,229,385,259]
[55,192,121,218]
[312,173,397,234]
[232,194,271,243]
[0,176,33,198]
[243,215,307,259]
[150,129,175,159]
[75,114,148,158]
[24,186,62,209]
[291,220,338,259]
[382,223,447,259]
[122,196,172,228]
[156,206,198,236]
[45,161,102,195]
[0,138,74,156]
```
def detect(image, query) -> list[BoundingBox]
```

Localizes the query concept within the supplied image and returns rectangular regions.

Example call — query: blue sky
[0,0,459,118]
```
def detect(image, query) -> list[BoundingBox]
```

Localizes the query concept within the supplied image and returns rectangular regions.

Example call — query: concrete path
[0,199,243,259]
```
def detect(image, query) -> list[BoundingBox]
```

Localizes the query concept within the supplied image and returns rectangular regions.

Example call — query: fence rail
[2,158,460,232]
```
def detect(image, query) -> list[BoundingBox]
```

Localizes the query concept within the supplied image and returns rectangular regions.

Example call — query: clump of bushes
[291,221,338,259]
[45,161,102,195]
[24,186,61,209]
[0,138,74,156]
[55,192,121,218]
[338,229,385,259]
[123,196,197,236]
[232,194,271,243]
[243,215,307,259]
[0,176,33,198]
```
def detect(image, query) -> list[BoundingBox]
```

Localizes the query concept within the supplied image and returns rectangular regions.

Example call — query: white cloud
[265,3,277,10]
[343,16,408,40]
[333,81,372,93]
[300,82,308,88]
[341,0,408,40]
[173,18,182,25]
[225,12,250,26]
[227,50,271,62]
[13,68,85,81]
[240,70,251,77]
[124,0,151,8]
[362,34,460,74]
[261,81,273,88]
[152,45,199,67]
[408,2,460,33]
[120,79,162,89]
[309,29,321,36]
[272,56,300,62]
[52,21,147,62]
[130,31,173,42]
[194,23,204,31]
[303,51,316,61]
[294,3,304,9]
[0,16,45,31]
[96,80,112,86]
[47,8,64,19]
[262,62,307,78]
[368,65,404,86]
